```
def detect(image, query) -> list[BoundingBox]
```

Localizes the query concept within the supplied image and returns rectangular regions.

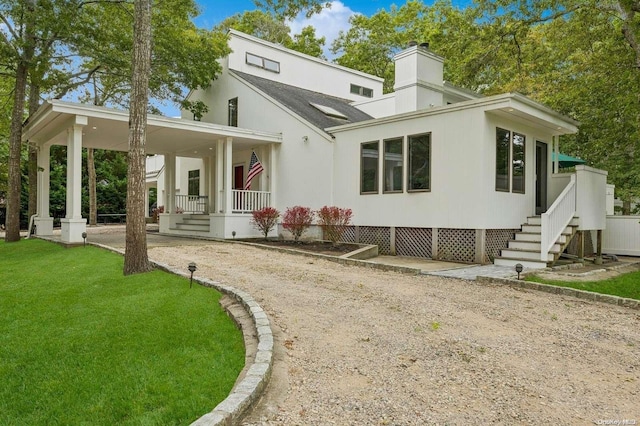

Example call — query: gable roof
[231,70,373,132]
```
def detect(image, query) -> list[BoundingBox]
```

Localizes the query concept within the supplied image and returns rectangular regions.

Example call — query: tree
[123,0,153,275]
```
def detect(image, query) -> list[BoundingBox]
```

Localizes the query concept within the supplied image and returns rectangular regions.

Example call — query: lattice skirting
[437,228,476,263]
[485,229,518,263]
[396,227,432,258]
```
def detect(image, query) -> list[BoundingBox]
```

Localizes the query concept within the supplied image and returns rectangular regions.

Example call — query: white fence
[175,195,209,213]
[232,190,271,213]
[603,216,640,256]
[541,174,576,261]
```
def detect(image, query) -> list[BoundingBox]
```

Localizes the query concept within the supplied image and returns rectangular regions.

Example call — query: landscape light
[82,232,87,247]
[515,263,523,280]
[188,262,197,288]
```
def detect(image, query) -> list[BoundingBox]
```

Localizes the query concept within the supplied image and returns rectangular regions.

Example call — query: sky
[162,0,473,116]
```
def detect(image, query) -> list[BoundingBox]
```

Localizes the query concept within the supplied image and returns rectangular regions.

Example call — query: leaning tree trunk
[87,148,97,226]
[124,0,152,274]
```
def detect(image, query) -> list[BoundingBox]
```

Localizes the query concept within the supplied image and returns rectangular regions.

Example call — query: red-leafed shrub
[282,206,314,242]
[317,206,352,246]
[251,207,280,239]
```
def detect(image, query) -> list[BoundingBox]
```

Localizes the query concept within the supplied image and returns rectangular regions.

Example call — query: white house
[25,30,609,269]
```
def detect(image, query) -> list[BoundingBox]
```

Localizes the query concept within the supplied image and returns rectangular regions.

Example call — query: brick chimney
[393,41,444,114]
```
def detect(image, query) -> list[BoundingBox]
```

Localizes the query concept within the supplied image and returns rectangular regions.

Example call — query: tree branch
[53,65,102,98]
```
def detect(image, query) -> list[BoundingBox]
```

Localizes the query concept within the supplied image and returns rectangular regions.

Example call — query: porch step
[172,223,210,232]
[171,214,210,233]
[493,257,549,270]
[526,216,579,227]
[507,240,561,252]
[501,248,556,262]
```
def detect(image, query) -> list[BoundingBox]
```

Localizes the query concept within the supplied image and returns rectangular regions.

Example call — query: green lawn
[0,239,245,425]
[526,270,640,300]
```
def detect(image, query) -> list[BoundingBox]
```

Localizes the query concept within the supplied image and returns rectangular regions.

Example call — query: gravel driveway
[144,240,640,425]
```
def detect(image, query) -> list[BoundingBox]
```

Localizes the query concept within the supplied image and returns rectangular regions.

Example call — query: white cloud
[288,1,358,60]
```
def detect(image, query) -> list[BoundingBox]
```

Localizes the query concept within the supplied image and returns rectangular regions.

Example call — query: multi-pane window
[408,133,430,191]
[350,84,373,98]
[361,141,379,193]
[495,127,525,193]
[188,170,200,196]
[228,97,238,127]
[384,138,403,192]
[246,52,280,73]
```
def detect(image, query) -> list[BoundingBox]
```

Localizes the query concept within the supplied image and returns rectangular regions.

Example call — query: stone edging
[477,275,640,310]
[82,242,274,426]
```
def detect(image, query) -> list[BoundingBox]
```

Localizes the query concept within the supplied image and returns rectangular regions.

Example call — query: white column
[269,143,277,207]
[61,119,87,243]
[259,146,268,192]
[35,143,53,236]
[206,155,215,213]
[165,153,176,214]
[216,140,224,213]
[553,136,560,174]
[224,137,233,213]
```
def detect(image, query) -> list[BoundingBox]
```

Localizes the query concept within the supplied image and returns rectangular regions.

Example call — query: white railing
[175,195,209,214]
[541,174,576,261]
[232,190,271,213]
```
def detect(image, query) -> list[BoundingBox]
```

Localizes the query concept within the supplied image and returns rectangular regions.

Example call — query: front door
[233,165,244,190]
[536,141,548,215]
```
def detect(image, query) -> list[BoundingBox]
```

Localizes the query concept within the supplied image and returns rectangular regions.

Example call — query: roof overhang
[23,100,282,157]
[327,93,579,136]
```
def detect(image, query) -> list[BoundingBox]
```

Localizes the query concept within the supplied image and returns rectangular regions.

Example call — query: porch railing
[541,174,576,261]
[232,190,270,213]
[175,195,209,214]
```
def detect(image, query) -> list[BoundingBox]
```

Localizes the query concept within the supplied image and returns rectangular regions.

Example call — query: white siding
[603,216,640,255]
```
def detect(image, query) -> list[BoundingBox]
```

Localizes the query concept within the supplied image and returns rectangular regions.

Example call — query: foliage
[282,205,314,242]
[251,206,280,239]
[0,239,244,424]
[316,206,352,246]
[526,270,640,300]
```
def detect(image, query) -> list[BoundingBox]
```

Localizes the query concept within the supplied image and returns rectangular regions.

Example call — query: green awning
[552,152,586,168]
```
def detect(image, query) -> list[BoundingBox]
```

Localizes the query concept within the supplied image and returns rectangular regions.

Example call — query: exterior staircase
[169,214,210,234]
[494,216,579,269]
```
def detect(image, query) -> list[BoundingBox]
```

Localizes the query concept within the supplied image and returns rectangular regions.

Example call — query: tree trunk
[5,60,28,242]
[124,0,152,274]
[87,148,97,226]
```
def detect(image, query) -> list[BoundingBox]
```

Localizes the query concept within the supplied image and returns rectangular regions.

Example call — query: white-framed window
[246,52,280,73]
[350,83,373,98]
[408,133,431,191]
[361,141,379,194]
[188,170,200,196]
[383,137,403,193]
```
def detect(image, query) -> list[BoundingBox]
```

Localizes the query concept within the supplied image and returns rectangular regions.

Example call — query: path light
[188,262,197,288]
[82,232,87,247]
[515,263,523,280]
[232,231,236,239]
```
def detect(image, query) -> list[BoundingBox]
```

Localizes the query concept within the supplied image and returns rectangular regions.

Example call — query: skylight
[309,102,348,120]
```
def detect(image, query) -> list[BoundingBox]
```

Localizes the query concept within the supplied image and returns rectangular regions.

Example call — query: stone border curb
[477,275,640,310]
[59,241,274,426]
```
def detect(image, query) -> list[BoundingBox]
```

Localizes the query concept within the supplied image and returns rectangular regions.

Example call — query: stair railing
[541,174,576,261]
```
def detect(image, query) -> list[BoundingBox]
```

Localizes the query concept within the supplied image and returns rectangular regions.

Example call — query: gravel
[147,241,640,425]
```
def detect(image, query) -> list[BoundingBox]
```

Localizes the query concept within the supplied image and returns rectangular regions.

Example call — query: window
[246,52,280,73]
[309,102,348,120]
[496,128,510,192]
[188,170,200,196]
[350,84,373,98]
[408,133,430,191]
[495,128,526,193]
[512,132,526,193]
[361,141,379,194]
[384,138,403,192]
[228,97,237,127]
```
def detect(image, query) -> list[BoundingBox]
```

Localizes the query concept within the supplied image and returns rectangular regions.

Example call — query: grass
[526,270,640,300]
[0,239,245,425]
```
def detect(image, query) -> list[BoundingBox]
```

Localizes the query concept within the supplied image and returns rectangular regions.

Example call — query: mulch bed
[240,239,361,256]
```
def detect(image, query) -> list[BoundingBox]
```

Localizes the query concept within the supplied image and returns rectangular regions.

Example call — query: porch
[22,100,282,243]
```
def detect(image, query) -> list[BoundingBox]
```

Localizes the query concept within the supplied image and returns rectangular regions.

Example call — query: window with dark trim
[495,127,526,193]
[408,133,431,191]
[350,84,373,98]
[246,52,280,73]
[361,141,379,194]
[384,138,403,193]
[228,97,238,127]
[188,170,200,196]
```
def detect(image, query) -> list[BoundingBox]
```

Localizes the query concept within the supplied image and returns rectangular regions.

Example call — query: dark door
[536,141,548,215]
[233,165,244,190]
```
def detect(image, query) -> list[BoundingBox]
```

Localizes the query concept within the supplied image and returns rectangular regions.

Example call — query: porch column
[259,146,268,192]
[216,139,224,213]
[61,119,87,243]
[206,155,215,213]
[165,153,176,214]
[553,136,560,174]
[269,143,277,207]
[35,143,53,236]
[224,137,233,213]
